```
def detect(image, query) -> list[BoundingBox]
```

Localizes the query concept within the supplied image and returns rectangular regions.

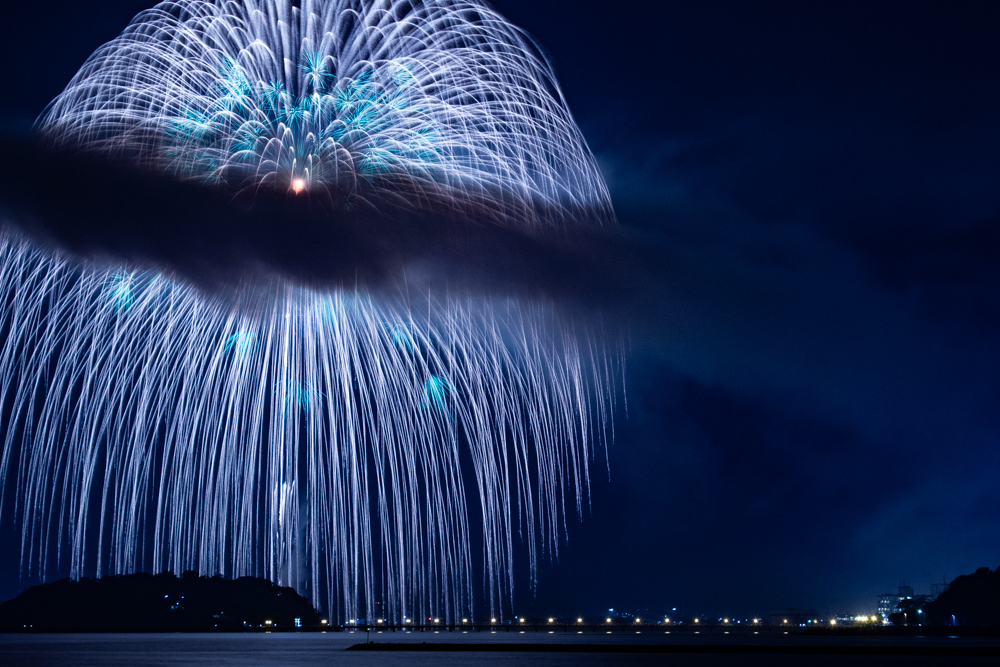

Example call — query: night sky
[1,0,999,619]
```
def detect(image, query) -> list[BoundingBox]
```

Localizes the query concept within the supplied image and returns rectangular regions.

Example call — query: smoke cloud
[1,138,643,306]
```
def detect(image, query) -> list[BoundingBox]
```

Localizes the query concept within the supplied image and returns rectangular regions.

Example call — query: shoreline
[346,641,1000,655]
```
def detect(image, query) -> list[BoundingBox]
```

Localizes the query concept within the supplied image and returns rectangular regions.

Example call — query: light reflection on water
[0,632,997,666]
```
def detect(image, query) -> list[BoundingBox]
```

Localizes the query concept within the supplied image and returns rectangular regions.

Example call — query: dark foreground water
[2,631,998,666]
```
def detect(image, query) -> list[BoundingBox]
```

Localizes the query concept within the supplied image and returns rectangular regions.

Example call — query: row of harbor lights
[344,616,792,625]
[269,614,876,627]
[348,617,712,625]
[347,617,602,625]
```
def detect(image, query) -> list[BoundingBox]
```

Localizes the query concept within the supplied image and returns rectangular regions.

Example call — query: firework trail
[0,0,620,622]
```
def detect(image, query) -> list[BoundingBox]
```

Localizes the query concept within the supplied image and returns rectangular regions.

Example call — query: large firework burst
[0,0,620,622]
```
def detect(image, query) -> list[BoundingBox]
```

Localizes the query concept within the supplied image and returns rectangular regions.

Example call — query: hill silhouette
[925,566,1000,626]
[0,571,321,632]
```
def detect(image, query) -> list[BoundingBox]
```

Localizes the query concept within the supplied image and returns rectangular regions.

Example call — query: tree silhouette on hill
[0,571,321,632]
[925,567,1000,626]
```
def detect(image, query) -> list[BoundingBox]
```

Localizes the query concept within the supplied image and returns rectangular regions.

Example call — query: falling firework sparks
[0,0,620,622]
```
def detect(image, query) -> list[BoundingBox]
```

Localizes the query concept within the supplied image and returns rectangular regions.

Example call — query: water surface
[2,631,997,666]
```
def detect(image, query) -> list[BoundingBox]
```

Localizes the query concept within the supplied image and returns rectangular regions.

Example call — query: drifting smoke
[0,0,622,622]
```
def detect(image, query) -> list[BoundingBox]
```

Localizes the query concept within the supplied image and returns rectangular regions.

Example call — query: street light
[606,618,612,624]
[577,618,583,624]
[548,618,554,624]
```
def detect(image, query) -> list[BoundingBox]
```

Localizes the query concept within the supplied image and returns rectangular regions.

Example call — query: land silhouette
[2,566,998,633]
[923,567,1000,626]
[0,571,320,632]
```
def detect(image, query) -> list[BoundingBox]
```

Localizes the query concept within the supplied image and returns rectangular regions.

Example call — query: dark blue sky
[500,0,1000,619]
[1,0,999,618]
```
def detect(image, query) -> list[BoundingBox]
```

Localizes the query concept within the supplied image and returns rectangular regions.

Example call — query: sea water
[1,631,997,666]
